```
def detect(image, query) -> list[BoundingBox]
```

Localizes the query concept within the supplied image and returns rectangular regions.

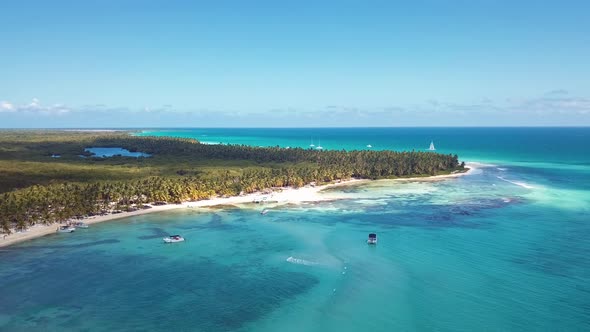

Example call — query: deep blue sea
[1,128,589,331]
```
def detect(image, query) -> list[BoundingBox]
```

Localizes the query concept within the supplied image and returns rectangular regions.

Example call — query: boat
[163,235,185,243]
[57,226,75,233]
[366,144,372,148]
[73,222,89,228]
[309,137,315,148]
[367,233,377,244]
[253,196,269,204]
[428,141,436,151]
[316,139,323,150]
[261,209,269,215]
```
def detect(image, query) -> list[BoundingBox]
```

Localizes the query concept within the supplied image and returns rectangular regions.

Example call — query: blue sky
[1,0,589,127]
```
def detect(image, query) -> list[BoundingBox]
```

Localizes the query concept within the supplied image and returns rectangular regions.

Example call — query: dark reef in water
[0,251,318,331]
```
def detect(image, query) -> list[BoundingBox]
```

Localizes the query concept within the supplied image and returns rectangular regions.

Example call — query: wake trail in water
[286,256,318,266]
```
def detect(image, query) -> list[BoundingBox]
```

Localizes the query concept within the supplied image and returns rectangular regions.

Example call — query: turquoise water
[84,147,150,158]
[2,128,589,331]
[136,127,590,165]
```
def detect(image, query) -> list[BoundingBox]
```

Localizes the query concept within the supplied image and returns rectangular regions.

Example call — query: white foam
[356,199,388,206]
[286,256,317,266]
[466,161,498,168]
[497,176,535,189]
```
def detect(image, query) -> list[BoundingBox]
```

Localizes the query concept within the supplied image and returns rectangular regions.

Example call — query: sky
[1,0,589,127]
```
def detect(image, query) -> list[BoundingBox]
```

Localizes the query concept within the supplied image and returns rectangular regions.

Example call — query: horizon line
[1,125,590,130]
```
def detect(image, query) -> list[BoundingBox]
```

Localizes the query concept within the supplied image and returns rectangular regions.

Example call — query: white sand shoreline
[0,167,474,248]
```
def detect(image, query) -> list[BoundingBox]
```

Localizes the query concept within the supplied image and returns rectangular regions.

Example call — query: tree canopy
[0,131,465,233]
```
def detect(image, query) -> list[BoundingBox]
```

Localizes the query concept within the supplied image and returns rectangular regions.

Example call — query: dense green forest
[0,130,465,233]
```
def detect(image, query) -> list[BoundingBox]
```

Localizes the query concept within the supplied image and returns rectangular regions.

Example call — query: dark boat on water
[367,233,377,244]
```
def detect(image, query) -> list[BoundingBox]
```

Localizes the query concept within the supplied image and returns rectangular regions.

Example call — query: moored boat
[367,233,377,244]
[428,141,436,151]
[163,235,185,243]
[73,222,89,228]
[261,209,269,215]
[57,226,75,233]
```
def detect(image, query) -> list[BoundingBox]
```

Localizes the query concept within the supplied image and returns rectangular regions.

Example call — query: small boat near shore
[57,226,75,233]
[73,222,89,228]
[261,209,269,215]
[163,235,185,243]
[367,233,377,244]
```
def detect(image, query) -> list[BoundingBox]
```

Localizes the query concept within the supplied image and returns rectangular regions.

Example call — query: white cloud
[545,89,569,96]
[417,93,590,115]
[518,96,590,113]
[29,98,40,108]
[0,101,15,112]
[0,99,71,115]
[1,91,589,127]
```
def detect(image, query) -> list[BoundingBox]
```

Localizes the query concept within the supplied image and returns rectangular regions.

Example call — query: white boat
[428,141,436,151]
[253,196,269,204]
[309,137,315,148]
[261,209,269,215]
[366,144,372,148]
[73,222,89,228]
[163,235,185,243]
[316,139,323,150]
[367,233,377,244]
[57,226,75,233]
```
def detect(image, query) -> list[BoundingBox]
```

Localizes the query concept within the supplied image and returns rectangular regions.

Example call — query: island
[0,130,467,245]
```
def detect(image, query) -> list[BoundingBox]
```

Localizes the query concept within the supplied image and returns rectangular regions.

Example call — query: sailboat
[428,141,436,151]
[309,137,315,148]
[316,139,323,150]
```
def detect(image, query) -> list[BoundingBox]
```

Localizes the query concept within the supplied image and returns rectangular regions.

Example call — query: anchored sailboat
[428,141,436,151]
[310,137,315,147]
[316,139,323,150]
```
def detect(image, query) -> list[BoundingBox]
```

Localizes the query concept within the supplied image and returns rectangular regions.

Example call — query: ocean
[1,127,589,331]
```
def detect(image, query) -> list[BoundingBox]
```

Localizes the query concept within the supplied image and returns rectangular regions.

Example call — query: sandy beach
[0,167,473,248]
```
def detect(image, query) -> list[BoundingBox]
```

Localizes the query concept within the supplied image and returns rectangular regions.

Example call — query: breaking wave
[497,176,534,189]
[466,162,498,168]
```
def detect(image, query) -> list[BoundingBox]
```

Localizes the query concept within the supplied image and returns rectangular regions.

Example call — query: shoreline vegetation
[0,130,469,247]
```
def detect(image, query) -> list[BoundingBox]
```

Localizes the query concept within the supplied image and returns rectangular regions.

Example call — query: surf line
[497,176,534,189]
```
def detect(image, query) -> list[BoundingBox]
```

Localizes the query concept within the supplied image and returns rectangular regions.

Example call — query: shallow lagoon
[84,147,150,158]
